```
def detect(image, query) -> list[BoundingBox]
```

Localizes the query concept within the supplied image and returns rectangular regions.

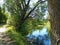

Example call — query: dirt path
[0,32,17,45]
[0,25,17,45]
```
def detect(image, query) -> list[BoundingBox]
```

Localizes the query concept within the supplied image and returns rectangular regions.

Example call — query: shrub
[0,7,7,24]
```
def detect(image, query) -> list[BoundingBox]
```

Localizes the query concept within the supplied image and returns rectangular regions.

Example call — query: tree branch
[26,0,31,6]
[20,0,31,21]
[24,0,40,20]
[24,0,46,20]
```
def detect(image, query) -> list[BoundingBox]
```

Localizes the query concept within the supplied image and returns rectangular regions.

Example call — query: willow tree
[48,0,60,45]
[4,0,46,30]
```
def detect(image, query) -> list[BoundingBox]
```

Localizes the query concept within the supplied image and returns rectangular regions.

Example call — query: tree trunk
[48,0,60,45]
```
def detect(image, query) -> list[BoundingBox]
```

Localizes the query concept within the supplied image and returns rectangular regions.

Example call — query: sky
[0,0,4,7]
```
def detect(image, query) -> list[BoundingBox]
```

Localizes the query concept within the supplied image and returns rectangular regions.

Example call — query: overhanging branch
[24,0,46,20]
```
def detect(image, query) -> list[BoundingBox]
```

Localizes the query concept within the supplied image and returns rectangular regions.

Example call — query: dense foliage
[0,7,7,24]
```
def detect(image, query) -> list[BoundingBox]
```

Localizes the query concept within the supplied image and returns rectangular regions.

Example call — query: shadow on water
[26,28,50,45]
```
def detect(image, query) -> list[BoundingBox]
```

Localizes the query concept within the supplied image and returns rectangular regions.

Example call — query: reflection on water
[26,28,50,45]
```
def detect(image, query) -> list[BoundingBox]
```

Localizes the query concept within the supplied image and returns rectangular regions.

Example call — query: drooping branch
[15,0,23,11]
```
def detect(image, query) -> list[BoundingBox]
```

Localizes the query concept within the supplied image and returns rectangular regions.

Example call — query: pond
[26,28,50,45]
